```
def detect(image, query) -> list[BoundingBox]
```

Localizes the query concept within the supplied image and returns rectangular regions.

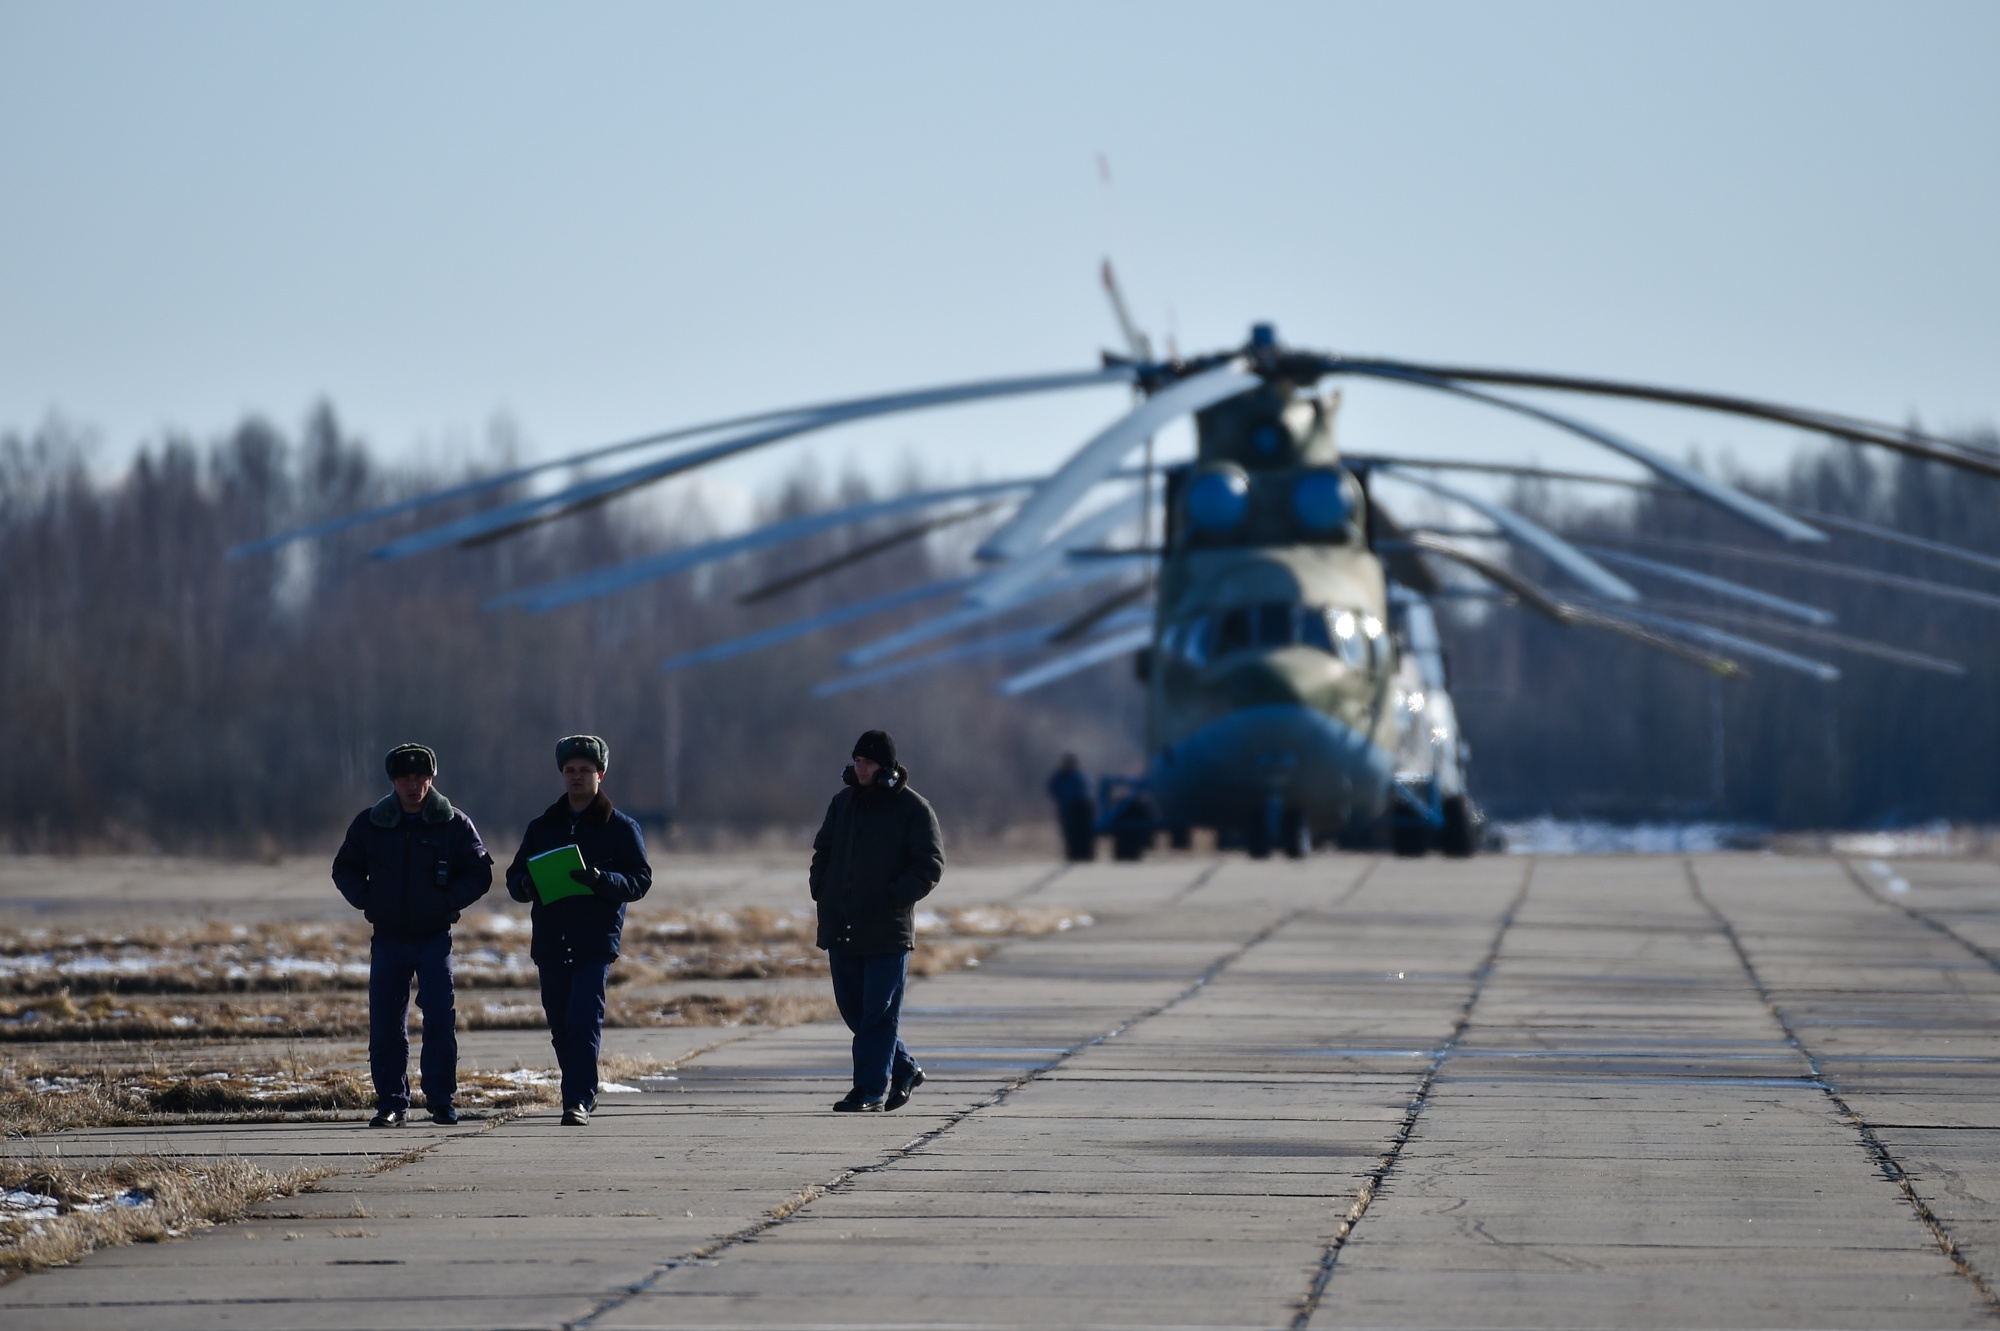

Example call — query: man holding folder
[505,735,652,1125]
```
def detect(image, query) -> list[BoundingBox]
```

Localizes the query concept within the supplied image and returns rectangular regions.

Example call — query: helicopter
[232,280,2000,859]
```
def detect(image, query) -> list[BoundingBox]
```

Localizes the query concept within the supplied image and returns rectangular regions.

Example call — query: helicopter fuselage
[1130,379,1468,855]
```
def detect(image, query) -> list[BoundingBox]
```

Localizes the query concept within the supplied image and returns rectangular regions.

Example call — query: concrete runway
[5,852,2000,1329]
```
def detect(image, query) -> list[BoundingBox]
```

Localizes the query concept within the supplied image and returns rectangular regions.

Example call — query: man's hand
[570,867,616,897]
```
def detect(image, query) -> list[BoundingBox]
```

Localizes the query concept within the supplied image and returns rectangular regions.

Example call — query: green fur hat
[385,743,437,780]
[556,734,609,772]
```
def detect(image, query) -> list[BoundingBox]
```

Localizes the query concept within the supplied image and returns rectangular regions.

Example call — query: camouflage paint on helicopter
[1142,366,1469,859]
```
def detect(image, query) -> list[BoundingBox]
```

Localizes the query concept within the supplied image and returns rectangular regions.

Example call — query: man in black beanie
[809,729,944,1112]
[332,744,493,1127]
[505,735,652,1126]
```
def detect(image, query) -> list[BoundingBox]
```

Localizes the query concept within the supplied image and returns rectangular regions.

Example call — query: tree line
[2,405,1995,853]
[0,408,1138,853]
[1440,435,2000,827]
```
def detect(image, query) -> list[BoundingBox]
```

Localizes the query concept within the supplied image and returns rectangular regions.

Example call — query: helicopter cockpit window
[1256,602,1295,648]
[1178,603,1380,667]
[1299,607,1334,652]
[1215,608,1253,657]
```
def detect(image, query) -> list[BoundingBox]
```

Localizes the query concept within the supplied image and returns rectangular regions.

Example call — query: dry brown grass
[0,1057,569,1135]
[0,904,1089,1042]
[0,1154,327,1280]
[601,991,837,1029]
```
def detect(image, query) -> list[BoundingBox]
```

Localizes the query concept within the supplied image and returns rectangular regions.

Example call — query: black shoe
[369,1109,407,1128]
[429,1106,459,1126]
[562,1104,591,1126]
[885,1065,925,1112]
[832,1089,884,1113]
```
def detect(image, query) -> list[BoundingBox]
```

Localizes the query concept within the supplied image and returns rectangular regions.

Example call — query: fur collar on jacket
[843,763,910,797]
[544,790,615,826]
[368,787,455,828]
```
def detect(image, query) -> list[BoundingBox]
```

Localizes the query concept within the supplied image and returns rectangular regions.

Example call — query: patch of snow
[1,1189,61,1220]
[1497,818,1762,855]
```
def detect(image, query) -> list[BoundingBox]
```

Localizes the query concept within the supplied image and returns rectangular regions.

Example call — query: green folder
[527,844,593,904]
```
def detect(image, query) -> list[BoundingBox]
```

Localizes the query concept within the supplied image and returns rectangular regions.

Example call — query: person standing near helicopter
[810,730,944,1112]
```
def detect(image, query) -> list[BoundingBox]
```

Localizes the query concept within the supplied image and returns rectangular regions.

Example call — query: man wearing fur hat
[809,729,944,1112]
[505,735,652,1126]
[332,743,494,1127]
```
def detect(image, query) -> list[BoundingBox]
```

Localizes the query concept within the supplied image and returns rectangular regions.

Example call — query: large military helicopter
[234,285,2000,858]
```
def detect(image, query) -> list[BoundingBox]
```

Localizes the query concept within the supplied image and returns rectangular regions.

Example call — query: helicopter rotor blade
[998,621,1156,696]
[1400,533,1572,624]
[1544,602,1744,675]
[1100,259,1153,361]
[978,364,1261,562]
[1771,504,2000,577]
[1607,535,2000,612]
[1357,453,2000,578]
[485,479,1036,614]
[813,624,1059,698]
[1327,357,2000,479]
[1584,604,1841,681]
[1377,466,1641,601]
[1398,532,1746,675]
[1575,546,1835,626]
[842,554,1138,668]
[1604,598,1965,676]
[736,499,1011,605]
[360,368,1135,562]
[1338,365,1825,543]
[1362,491,1445,595]
[970,492,1144,610]
[659,575,979,675]
[229,367,1134,560]
[1049,581,1152,644]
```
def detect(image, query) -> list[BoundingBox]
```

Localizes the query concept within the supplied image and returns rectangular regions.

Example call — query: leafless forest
[2,406,1996,852]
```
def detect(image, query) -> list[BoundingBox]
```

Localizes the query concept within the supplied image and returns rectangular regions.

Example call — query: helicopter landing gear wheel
[1440,796,1475,859]
[1112,827,1150,862]
[1169,824,1192,851]
[1281,809,1309,860]
[1391,820,1429,858]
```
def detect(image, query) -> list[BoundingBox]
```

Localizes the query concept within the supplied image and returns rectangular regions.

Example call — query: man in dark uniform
[332,743,494,1127]
[505,735,652,1126]
[809,730,944,1113]
[1047,753,1095,862]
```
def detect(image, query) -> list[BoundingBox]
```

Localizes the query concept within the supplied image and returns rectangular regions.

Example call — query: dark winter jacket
[504,791,652,966]
[809,764,944,955]
[332,789,493,938]
[1047,768,1090,806]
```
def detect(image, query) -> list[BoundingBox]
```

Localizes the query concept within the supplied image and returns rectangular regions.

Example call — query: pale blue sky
[3,1,1995,520]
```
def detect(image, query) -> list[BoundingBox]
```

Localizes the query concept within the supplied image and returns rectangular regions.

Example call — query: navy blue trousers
[827,948,916,1100]
[539,958,612,1110]
[368,931,457,1112]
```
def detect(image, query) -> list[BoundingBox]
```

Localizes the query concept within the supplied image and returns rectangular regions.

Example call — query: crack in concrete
[566,859,1330,1330]
[1168,859,1228,902]
[1839,856,2000,975]
[1686,858,2000,1320]
[1289,860,1535,1331]
[1009,863,1072,901]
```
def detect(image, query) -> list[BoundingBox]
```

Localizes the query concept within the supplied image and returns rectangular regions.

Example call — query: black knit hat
[385,743,437,780]
[556,734,609,772]
[851,729,897,768]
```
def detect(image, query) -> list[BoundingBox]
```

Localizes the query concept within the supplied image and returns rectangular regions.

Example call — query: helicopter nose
[1216,653,1314,709]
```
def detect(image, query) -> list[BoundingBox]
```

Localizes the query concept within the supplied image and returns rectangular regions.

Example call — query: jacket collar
[843,763,909,792]
[546,790,614,827]
[369,787,455,828]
